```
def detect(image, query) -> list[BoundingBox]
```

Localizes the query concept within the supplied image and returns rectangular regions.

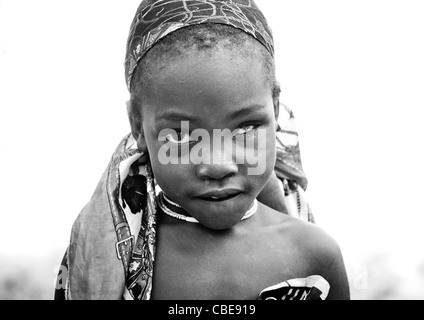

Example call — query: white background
[1,0,423,299]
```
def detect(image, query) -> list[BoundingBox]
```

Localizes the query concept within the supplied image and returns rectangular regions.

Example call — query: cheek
[146,140,193,195]
[261,129,277,181]
[243,125,276,178]
[266,128,277,166]
[255,129,276,190]
[151,163,181,192]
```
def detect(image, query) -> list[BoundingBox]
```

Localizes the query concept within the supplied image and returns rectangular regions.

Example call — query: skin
[129,47,350,300]
[132,47,277,230]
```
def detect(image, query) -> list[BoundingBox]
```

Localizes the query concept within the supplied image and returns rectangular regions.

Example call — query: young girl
[55,0,350,300]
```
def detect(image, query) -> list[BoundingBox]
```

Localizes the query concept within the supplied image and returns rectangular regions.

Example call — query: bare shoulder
[258,203,336,244]
[257,203,351,300]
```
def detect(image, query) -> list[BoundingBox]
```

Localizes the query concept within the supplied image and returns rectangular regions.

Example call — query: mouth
[197,189,243,202]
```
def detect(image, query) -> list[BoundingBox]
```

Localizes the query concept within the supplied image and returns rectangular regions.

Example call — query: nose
[196,161,239,181]
[196,132,239,180]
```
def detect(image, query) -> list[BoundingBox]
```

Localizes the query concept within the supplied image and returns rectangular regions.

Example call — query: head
[127,2,280,230]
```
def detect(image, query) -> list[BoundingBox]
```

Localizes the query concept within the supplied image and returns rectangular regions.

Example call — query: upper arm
[317,233,351,300]
[301,224,350,300]
[326,244,350,300]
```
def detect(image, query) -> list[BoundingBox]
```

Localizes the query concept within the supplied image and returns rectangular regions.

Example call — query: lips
[197,189,243,202]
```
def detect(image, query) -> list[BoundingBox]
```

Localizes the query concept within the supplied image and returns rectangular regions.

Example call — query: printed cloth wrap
[59,0,315,300]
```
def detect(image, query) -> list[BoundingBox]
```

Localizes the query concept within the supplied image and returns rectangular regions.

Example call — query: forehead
[131,23,275,101]
[140,48,273,125]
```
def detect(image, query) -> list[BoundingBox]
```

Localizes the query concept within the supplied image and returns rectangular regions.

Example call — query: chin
[194,207,248,230]
[188,195,250,228]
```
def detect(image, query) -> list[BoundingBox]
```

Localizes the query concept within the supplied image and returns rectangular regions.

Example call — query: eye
[232,125,258,137]
[165,131,193,144]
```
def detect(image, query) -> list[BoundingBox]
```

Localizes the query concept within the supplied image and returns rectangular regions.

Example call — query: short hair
[130,23,279,113]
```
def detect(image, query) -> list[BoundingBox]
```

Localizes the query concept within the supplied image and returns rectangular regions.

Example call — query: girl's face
[133,48,277,230]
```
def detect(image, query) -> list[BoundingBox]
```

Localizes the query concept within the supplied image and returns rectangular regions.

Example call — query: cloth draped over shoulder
[55,0,315,300]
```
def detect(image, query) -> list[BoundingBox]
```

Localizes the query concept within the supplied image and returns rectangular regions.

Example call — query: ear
[274,98,280,122]
[127,99,148,153]
[273,81,281,130]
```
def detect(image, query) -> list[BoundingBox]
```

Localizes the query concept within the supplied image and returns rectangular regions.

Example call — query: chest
[150,225,311,300]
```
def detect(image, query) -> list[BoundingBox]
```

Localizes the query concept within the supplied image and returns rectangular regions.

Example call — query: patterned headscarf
[124,0,274,91]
